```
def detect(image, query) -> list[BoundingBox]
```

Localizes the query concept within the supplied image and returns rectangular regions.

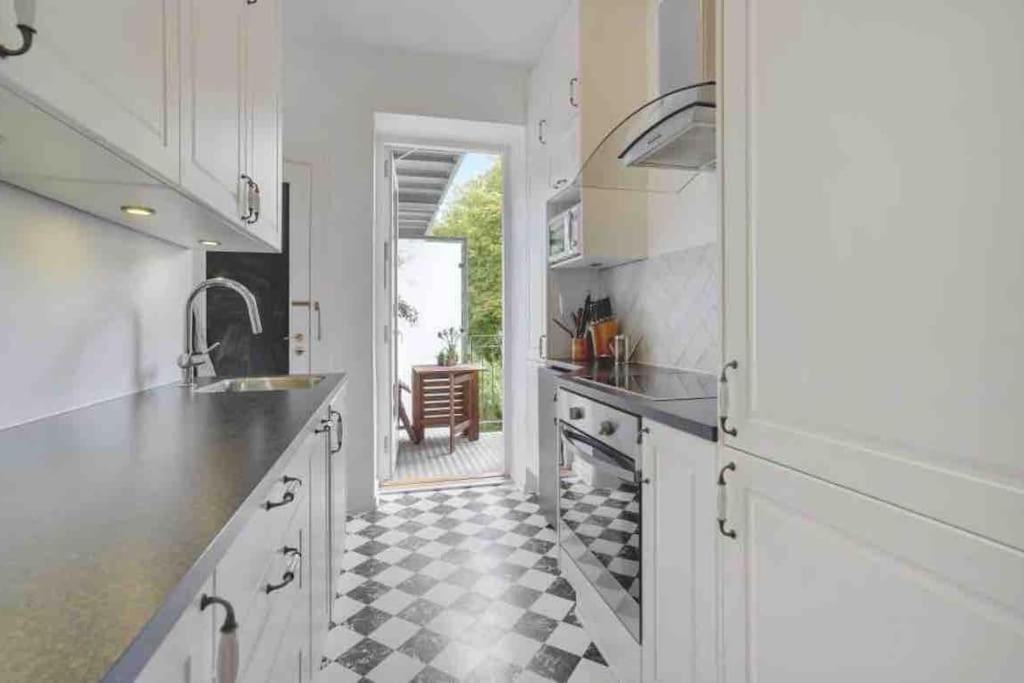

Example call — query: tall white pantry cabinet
[718,1,1024,682]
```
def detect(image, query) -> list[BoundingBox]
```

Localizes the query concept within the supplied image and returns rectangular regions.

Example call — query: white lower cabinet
[140,391,345,681]
[640,420,718,683]
[136,579,214,683]
[720,447,1024,683]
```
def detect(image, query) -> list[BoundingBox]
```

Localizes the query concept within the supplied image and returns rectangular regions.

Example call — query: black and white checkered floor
[320,483,618,682]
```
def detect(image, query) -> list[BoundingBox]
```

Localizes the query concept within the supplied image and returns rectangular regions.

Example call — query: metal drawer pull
[265,570,295,594]
[264,475,302,510]
[200,594,239,683]
[717,462,737,539]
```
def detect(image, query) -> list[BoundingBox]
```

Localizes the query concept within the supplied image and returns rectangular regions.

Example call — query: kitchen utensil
[553,319,575,337]
[590,319,619,358]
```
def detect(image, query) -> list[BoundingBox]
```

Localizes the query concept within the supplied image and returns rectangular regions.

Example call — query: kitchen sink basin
[195,375,326,393]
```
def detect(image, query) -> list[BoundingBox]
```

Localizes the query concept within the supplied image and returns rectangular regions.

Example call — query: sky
[432,152,500,227]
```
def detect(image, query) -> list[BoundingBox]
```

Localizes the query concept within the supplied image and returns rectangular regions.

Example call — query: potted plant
[436,327,461,366]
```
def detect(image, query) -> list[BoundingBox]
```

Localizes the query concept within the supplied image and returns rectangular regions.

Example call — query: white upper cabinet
[243,0,283,249]
[0,0,181,182]
[720,0,1024,551]
[640,420,718,683]
[180,0,246,229]
[720,447,1024,683]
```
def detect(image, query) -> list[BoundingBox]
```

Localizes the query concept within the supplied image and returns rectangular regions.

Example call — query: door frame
[372,114,526,490]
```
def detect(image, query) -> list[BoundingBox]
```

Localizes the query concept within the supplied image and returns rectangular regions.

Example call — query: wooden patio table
[410,364,483,453]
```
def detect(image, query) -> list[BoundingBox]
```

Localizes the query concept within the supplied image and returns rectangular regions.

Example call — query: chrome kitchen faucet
[178,277,263,387]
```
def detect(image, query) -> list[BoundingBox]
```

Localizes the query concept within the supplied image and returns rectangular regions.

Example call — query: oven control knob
[598,420,617,436]
[569,407,584,421]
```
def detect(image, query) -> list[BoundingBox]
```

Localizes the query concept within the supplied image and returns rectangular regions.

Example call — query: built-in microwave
[548,203,581,264]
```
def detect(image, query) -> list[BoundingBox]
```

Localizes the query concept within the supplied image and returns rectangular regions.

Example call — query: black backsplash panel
[205,183,290,377]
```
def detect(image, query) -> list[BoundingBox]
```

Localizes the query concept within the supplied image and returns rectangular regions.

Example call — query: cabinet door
[720,0,1024,550]
[720,447,1024,683]
[308,417,332,669]
[243,0,282,250]
[641,421,717,683]
[181,0,245,225]
[547,0,580,134]
[526,67,550,361]
[136,578,213,683]
[0,0,180,181]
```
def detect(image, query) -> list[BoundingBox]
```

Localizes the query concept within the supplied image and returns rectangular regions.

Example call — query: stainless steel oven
[557,389,642,642]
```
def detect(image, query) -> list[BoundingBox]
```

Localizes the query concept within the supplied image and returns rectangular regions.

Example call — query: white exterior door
[0,0,181,182]
[720,447,1024,683]
[641,420,717,683]
[720,0,1024,551]
[286,161,312,374]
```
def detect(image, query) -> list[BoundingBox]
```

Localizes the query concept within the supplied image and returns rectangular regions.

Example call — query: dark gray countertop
[0,374,346,683]
[547,362,719,442]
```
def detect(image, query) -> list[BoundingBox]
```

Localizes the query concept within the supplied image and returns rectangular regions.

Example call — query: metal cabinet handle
[314,302,322,341]
[569,407,584,421]
[569,77,579,108]
[265,570,295,594]
[553,178,569,189]
[264,475,301,510]
[200,594,238,632]
[538,119,548,145]
[330,409,343,454]
[598,420,617,436]
[240,174,255,222]
[246,180,261,225]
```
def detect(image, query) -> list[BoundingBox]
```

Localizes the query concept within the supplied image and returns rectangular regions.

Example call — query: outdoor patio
[393,428,504,483]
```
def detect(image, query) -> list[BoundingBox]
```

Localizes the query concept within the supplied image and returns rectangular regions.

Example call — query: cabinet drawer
[215,448,310,657]
[240,502,309,682]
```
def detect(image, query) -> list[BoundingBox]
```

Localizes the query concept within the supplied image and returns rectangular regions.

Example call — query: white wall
[0,183,192,429]
[283,35,529,512]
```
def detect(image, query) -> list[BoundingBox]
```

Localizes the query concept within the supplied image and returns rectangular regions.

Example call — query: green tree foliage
[432,163,503,362]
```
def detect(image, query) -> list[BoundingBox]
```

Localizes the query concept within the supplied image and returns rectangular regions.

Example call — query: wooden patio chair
[411,365,481,453]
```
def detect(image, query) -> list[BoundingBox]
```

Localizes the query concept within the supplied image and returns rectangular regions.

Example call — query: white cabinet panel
[181,0,245,225]
[0,0,181,181]
[720,447,1024,683]
[721,0,1024,550]
[243,0,282,249]
[641,421,717,683]
[136,579,213,683]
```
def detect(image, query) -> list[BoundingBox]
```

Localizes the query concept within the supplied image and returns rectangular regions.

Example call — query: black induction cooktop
[572,363,718,401]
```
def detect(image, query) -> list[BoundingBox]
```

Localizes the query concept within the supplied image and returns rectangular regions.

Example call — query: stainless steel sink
[195,375,326,393]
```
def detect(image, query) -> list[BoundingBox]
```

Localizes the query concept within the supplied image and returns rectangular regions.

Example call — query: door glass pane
[397,239,465,386]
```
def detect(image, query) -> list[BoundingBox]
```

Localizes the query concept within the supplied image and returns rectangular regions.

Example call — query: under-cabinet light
[121,205,156,217]
[198,240,221,248]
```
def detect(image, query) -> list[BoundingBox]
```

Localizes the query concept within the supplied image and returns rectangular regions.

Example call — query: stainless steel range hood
[575,82,717,195]
[618,82,716,171]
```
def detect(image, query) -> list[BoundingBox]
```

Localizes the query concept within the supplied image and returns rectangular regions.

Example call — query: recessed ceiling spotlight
[198,239,221,248]
[121,205,156,217]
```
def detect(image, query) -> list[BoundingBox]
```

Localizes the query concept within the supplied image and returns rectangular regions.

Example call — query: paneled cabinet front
[0,0,181,181]
[719,447,1024,683]
[180,0,246,231]
[640,420,718,683]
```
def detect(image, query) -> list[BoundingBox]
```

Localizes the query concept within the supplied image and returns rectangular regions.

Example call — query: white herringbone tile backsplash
[600,244,721,373]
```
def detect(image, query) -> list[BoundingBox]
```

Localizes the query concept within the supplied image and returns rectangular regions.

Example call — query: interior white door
[180,0,245,224]
[0,0,181,182]
[285,161,312,374]
[374,147,399,483]
[720,0,1024,550]
[640,420,717,683]
[720,446,1024,683]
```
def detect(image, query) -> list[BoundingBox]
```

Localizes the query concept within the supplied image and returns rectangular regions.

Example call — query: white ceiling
[323,0,569,65]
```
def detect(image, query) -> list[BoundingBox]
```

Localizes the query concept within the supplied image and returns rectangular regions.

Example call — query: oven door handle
[561,426,639,484]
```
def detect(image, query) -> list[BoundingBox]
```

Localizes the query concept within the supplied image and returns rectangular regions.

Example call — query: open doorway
[382,147,505,487]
